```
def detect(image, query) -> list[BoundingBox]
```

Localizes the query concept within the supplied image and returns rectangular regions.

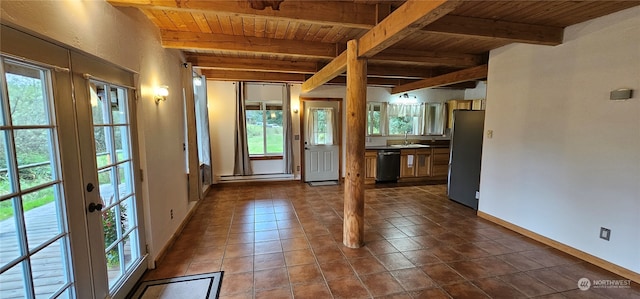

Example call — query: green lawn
[247,125,283,155]
[0,186,55,221]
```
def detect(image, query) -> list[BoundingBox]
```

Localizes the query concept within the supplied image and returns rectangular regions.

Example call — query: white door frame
[299,97,342,182]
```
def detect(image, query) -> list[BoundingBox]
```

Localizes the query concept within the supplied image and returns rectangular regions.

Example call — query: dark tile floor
[142,182,640,298]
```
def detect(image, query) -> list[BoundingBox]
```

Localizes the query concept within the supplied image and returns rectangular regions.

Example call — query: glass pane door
[0,58,73,298]
[89,81,140,289]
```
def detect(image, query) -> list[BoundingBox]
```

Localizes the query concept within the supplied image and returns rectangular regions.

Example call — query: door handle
[88,202,103,213]
[86,183,95,192]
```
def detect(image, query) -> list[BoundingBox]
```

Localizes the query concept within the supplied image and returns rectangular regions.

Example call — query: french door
[0,25,146,298]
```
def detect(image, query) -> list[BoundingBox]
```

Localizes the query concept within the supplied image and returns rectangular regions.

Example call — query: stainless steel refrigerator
[448,110,485,210]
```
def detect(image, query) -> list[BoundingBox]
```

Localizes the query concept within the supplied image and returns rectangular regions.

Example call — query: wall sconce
[154,85,169,104]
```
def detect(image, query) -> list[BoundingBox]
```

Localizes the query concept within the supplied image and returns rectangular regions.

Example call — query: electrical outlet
[475,191,480,199]
[600,227,611,241]
[486,130,494,138]
[170,209,174,220]
[296,165,301,171]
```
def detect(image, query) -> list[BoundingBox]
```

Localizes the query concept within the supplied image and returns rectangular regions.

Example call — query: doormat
[129,272,223,299]
[308,181,340,186]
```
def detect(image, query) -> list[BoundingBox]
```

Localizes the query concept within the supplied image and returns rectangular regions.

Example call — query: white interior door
[303,101,340,182]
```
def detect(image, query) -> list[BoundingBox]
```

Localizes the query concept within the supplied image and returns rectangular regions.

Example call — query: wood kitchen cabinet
[400,149,431,178]
[365,150,377,184]
[431,147,450,178]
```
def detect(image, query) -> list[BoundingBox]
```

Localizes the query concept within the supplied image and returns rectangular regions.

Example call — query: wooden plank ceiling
[109,0,640,92]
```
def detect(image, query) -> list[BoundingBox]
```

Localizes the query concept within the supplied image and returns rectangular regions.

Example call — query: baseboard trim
[152,197,203,267]
[477,211,640,284]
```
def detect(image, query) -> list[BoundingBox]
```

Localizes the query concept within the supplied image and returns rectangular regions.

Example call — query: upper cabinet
[447,99,485,129]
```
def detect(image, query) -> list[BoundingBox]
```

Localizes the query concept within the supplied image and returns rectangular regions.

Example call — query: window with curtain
[307,108,334,145]
[387,103,424,135]
[366,102,384,136]
[245,102,283,156]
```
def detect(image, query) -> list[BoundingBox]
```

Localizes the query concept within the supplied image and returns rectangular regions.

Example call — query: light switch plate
[600,227,611,241]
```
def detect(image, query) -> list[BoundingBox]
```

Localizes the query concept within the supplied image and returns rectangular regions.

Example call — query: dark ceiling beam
[424,15,564,46]
[392,64,488,94]
[371,49,483,67]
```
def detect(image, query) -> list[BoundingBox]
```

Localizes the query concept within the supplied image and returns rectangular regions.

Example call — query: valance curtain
[387,103,423,118]
[233,82,253,175]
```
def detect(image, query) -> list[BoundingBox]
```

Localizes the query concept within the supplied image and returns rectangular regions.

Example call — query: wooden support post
[343,40,367,248]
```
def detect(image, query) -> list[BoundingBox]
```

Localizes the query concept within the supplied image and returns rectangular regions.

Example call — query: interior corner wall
[207,81,237,178]
[479,6,640,273]
[1,1,191,263]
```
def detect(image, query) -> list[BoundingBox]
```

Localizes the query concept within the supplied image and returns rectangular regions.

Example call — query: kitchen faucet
[404,131,409,145]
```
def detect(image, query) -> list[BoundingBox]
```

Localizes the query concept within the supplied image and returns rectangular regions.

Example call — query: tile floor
[141,182,639,298]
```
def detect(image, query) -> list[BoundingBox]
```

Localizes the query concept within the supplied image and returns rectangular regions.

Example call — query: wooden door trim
[299,97,343,182]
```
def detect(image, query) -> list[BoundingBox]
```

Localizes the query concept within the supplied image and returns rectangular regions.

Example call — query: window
[387,103,423,135]
[245,102,283,156]
[366,102,384,136]
[424,103,445,135]
[307,108,335,145]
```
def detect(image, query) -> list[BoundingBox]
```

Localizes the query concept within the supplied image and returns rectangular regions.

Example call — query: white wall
[480,6,640,273]
[1,1,192,263]
[207,81,237,179]
[464,81,487,100]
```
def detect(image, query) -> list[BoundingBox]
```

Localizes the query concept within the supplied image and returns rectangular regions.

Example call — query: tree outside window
[366,102,383,136]
[387,103,423,135]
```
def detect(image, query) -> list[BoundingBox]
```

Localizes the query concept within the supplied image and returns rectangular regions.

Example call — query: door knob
[88,202,103,213]
[86,183,95,192]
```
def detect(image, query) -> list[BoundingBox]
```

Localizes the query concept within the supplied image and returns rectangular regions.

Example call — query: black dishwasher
[376,149,401,182]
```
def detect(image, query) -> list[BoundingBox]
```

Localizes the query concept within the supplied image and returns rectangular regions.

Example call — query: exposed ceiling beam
[201,68,417,87]
[323,76,417,88]
[188,55,319,74]
[424,15,564,46]
[300,0,460,93]
[357,0,462,58]
[201,69,306,82]
[371,49,483,67]
[301,52,347,93]
[366,65,434,79]
[392,64,488,94]
[107,0,377,29]
[161,30,337,59]
[189,55,438,79]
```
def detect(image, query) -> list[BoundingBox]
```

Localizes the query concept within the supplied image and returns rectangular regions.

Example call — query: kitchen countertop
[366,144,449,150]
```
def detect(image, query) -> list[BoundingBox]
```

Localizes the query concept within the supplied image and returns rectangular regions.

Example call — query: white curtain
[306,108,335,145]
[387,103,422,118]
